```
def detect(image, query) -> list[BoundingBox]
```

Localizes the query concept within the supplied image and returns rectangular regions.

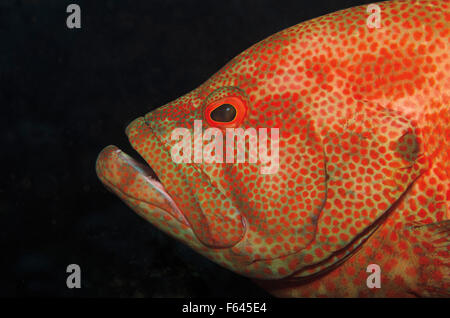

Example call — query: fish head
[96,16,428,279]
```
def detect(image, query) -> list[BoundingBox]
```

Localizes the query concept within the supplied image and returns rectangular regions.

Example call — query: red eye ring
[204,96,247,128]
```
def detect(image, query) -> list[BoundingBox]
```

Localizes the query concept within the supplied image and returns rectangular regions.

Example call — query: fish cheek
[215,116,329,264]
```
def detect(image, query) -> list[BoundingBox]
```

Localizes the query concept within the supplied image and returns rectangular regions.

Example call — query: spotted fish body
[97,0,450,297]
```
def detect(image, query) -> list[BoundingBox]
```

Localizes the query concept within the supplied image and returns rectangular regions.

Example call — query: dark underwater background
[2,0,374,297]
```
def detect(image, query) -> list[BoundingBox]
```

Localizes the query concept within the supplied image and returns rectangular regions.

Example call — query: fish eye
[210,104,236,122]
[204,95,247,128]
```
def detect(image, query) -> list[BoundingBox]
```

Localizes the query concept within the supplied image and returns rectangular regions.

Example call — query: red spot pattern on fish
[97,0,450,297]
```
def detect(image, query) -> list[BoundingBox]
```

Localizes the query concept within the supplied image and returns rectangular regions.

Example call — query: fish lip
[96,145,189,226]
[126,116,195,227]
[117,150,189,223]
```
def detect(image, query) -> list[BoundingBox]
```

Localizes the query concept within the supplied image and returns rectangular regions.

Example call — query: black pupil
[210,104,236,122]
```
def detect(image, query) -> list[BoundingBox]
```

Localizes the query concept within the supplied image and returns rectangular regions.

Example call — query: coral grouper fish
[96,0,449,297]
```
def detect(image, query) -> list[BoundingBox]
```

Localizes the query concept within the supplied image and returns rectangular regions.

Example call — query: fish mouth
[96,145,189,226]
[97,115,247,251]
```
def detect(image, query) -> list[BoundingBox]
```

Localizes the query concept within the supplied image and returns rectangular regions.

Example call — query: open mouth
[96,145,189,226]
[98,116,248,249]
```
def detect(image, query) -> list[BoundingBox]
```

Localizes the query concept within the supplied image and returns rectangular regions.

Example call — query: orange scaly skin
[96,0,450,297]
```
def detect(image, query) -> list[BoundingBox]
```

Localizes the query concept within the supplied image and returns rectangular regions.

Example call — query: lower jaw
[96,145,189,225]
